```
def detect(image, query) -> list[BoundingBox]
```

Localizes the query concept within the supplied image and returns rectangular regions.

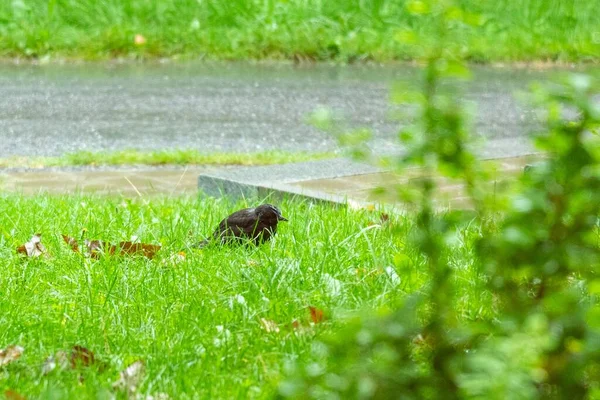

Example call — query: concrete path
[0,154,537,210]
[0,62,558,205]
[0,166,209,196]
[196,155,539,208]
[0,63,547,158]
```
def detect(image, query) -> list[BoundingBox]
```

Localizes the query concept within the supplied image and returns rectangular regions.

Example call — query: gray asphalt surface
[0,62,557,159]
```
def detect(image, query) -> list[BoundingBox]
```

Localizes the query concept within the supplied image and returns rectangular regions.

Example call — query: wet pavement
[195,155,540,208]
[291,155,538,208]
[0,167,209,196]
[0,62,559,158]
[1,155,536,209]
[0,62,577,205]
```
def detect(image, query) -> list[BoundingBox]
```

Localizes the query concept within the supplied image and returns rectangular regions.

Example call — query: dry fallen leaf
[367,213,391,227]
[308,306,325,324]
[70,345,95,368]
[380,213,390,223]
[113,360,145,395]
[4,390,26,400]
[80,239,160,259]
[17,234,47,257]
[288,308,326,333]
[0,345,24,367]
[42,346,106,375]
[118,242,161,259]
[259,318,280,333]
[62,234,80,253]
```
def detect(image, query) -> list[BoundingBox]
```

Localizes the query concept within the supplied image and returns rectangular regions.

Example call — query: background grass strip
[0,0,598,62]
[0,149,337,168]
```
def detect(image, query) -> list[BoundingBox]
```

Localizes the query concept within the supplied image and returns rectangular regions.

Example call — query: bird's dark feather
[195,204,286,248]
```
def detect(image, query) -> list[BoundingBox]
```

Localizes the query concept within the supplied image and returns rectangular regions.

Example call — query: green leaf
[406,0,429,15]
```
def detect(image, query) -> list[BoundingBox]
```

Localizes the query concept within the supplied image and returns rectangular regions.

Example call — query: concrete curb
[197,158,382,206]
[197,176,352,204]
[197,154,544,207]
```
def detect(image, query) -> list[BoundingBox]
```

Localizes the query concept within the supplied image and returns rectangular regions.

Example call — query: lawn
[0,150,337,169]
[1,194,476,398]
[1,3,599,396]
[2,76,599,396]
[0,0,598,62]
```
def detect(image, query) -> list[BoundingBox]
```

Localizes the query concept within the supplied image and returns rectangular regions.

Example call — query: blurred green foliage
[280,1,600,398]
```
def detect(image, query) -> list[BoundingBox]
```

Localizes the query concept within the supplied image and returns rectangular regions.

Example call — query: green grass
[0,194,489,398]
[0,149,336,168]
[0,0,598,63]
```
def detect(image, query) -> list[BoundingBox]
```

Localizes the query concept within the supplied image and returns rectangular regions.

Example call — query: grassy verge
[0,0,598,63]
[0,194,485,398]
[0,149,336,168]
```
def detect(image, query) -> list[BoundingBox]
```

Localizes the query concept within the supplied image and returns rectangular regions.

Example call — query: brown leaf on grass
[4,390,26,400]
[287,308,326,332]
[70,345,95,368]
[42,346,106,375]
[113,360,145,395]
[368,213,390,227]
[0,345,24,367]
[82,239,160,259]
[259,318,280,333]
[118,242,161,259]
[16,234,47,257]
[308,306,325,324]
[62,234,80,253]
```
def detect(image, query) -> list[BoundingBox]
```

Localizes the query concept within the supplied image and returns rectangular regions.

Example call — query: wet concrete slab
[1,154,540,210]
[196,154,542,208]
[290,155,538,208]
[0,167,209,196]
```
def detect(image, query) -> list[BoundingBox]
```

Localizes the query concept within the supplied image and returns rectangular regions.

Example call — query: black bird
[195,204,288,247]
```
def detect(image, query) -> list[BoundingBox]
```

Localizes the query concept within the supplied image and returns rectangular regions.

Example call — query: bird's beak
[278,215,288,222]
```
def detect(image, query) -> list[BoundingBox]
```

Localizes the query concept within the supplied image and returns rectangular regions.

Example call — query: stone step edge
[197,173,373,207]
